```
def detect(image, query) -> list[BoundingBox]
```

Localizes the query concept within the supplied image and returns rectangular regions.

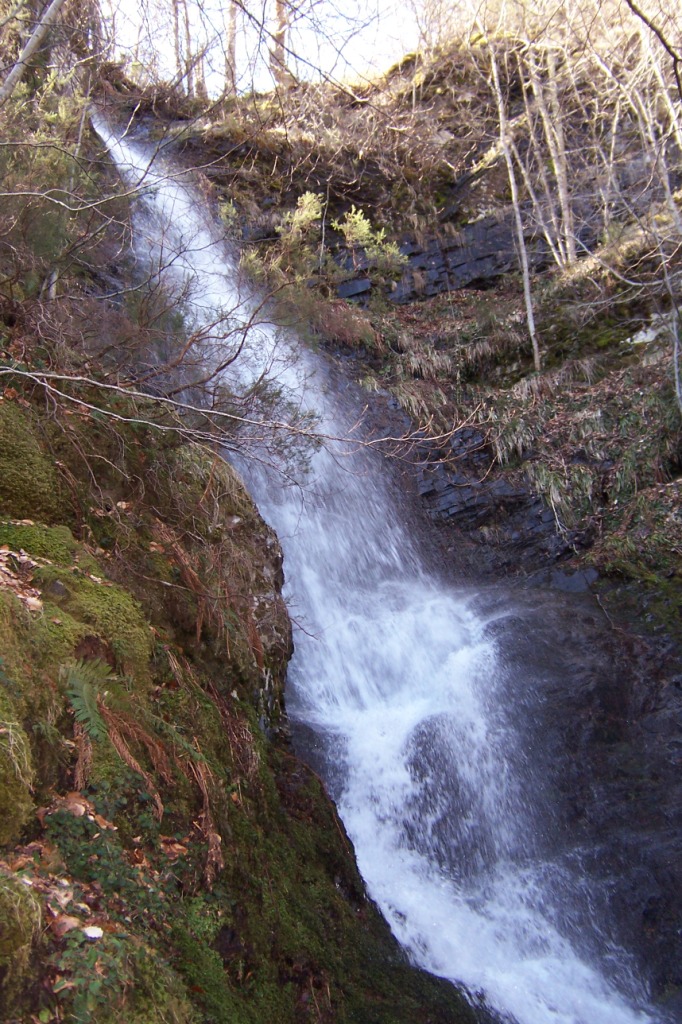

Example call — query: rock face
[414,428,592,575]
[395,213,547,302]
[336,210,550,305]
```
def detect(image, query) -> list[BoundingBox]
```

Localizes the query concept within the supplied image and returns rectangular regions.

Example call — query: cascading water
[95,116,672,1024]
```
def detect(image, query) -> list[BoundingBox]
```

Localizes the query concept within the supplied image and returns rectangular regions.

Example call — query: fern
[60,659,112,743]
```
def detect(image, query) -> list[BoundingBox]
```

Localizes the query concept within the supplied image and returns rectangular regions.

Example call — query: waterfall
[95,117,667,1024]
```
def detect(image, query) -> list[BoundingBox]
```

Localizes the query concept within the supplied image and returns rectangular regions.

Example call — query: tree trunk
[182,0,194,97]
[172,0,183,92]
[0,0,69,107]
[516,50,565,267]
[223,0,237,94]
[269,0,290,89]
[527,47,576,266]
[489,44,542,373]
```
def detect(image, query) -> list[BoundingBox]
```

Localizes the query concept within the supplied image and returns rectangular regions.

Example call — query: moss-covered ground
[0,375,479,1024]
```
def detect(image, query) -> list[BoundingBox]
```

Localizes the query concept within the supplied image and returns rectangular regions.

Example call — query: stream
[95,116,680,1024]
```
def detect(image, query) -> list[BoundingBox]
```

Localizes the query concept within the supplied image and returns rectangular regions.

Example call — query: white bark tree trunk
[489,44,542,372]
[0,0,69,107]
[223,0,237,94]
[269,0,290,89]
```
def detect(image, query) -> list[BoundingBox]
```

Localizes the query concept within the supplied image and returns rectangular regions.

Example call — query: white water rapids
[96,117,663,1024]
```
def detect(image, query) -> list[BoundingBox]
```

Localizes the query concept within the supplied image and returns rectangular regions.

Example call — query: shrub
[332,206,407,278]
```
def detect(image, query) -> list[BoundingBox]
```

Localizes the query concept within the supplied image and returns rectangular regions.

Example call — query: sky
[105,0,421,95]
[284,0,420,84]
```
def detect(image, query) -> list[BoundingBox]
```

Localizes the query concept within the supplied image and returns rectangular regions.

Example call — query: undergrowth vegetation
[355,279,682,592]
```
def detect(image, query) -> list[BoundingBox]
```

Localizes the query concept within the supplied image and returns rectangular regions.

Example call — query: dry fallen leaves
[0,545,45,613]
[37,793,118,832]
[49,913,82,939]
[159,836,188,860]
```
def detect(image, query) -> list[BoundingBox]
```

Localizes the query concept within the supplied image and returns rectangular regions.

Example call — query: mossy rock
[0,688,34,846]
[0,521,77,564]
[0,401,63,522]
[34,565,153,680]
[169,445,257,524]
[0,518,152,681]
[0,870,41,1006]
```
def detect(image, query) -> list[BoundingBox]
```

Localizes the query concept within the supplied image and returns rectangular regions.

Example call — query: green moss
[0,869,41,1005]
[0,595,28,702]
[173,924,254,1024]
[0,687,34,846]
[170,446,257,525]
[34,566,152,679]
[0,521,77,564]
[125,947,199,1024]
[0,591,91,800]
[88,735,149,796]
[31,602,93,668]
[0,401,63,522]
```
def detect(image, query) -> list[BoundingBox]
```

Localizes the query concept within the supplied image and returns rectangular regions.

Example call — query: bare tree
[622,0,682,104]
[222,0,238,93]
[269,0,291,87]
[487,37,542,371]
[0,0,70,106]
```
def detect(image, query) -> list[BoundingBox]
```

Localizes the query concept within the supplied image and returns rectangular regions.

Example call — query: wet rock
[417,449,566,568]
[336,277,372,300]
[410,420,605,576]
[528,566,600,593]
[465,587,682,1004]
